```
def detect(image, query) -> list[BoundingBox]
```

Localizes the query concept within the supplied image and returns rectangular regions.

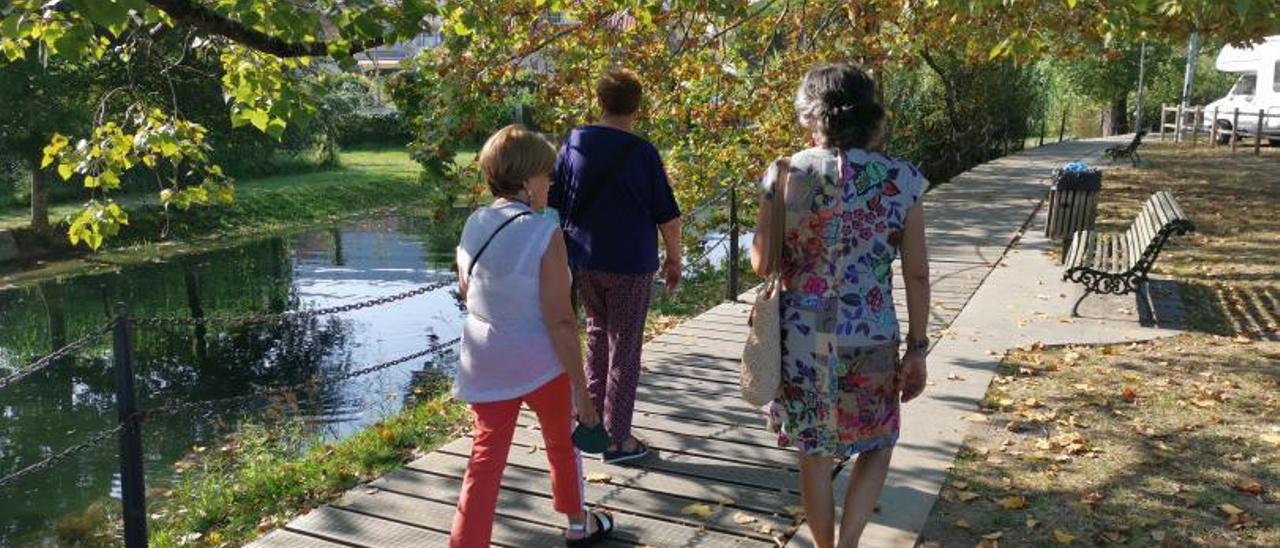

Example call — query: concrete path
[254,137,1185,547]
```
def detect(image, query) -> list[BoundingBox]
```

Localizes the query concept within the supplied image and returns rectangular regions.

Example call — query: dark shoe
[602,440,651,465]
[565,509,614,547]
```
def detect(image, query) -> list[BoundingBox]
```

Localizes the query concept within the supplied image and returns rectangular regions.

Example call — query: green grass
[137,380,469,547]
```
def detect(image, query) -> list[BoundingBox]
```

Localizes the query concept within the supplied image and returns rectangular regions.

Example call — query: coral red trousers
[449,374,584,547]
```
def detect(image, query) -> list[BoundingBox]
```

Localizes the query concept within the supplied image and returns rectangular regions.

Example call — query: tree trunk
[1104,97,1130,136]
[28,148,49,232]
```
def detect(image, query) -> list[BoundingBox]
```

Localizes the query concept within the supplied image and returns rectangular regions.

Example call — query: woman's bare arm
[751,167,785,277]
[900,203,930,341]
[539,229,598,425]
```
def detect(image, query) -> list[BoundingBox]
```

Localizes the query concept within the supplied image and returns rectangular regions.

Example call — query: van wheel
[1215,120,1234,145]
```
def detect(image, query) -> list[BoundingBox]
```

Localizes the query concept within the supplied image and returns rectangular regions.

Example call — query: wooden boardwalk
[253,139,1111,547]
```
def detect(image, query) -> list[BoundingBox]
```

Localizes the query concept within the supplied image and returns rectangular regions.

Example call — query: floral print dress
[765,147,927,457]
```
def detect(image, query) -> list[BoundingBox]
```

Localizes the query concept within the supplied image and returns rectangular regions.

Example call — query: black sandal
[565,509,614,547]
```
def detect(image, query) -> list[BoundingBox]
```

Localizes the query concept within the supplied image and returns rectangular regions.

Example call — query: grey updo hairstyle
[794,63,885,150]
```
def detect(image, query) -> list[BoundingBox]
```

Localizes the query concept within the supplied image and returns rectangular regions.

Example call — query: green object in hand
[572,423,610,454]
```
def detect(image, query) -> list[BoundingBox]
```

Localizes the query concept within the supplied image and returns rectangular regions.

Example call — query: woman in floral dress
[751,63,931,548]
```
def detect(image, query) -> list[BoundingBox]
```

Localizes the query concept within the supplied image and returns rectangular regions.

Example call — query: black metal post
[112,304,147,548]
[726,185,740,302]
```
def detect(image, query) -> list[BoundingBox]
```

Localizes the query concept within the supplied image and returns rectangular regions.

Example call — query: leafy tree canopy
[1,0,1276,248]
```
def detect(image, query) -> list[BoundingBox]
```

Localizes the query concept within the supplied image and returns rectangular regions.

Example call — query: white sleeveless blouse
[454,202,563,403]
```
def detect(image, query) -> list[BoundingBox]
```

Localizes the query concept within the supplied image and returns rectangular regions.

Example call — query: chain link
[131,279,456,328]
[142,337,462,420]
[0,322,114,392]
[683,233,731,276]
[0,424,124,489]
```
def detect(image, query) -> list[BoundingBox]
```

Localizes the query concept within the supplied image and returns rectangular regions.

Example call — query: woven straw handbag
[740,158,789,407]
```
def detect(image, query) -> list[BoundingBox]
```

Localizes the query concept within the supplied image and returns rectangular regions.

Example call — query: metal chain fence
[0,321,114,391]
[0,424,125,489]
[130,279,456,328]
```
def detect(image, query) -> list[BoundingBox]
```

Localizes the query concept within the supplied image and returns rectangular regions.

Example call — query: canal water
[0,212,743,544]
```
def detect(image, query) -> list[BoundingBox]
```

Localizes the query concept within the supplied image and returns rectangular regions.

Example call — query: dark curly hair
[794,63,885,150]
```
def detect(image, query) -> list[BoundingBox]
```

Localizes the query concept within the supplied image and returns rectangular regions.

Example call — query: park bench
[1103,130,1147,167]
[1063,190,1194,315]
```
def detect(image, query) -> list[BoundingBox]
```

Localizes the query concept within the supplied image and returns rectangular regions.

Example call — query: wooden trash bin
[1045,168,1102,261]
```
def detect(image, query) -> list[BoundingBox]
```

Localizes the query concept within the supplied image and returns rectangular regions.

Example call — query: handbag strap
[467,210,533,278]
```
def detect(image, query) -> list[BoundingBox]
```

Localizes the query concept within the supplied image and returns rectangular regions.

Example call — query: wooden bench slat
[1063,191,1194,296]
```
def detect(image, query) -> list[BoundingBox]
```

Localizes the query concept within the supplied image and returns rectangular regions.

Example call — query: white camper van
[1202,36,1280,144]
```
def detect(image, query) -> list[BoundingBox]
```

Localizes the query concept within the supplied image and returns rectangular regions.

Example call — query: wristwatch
[906,337,930,354]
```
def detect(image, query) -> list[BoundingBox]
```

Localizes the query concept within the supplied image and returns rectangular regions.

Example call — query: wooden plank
[285,506,452,548]
[626,408,782,448]
[382,453,792,542]
[514,412,798,470]
[344,480,760,548]
[489,427,802,493]
[422,439,803,511]
[250,529,349,548]
[628,393,770,430]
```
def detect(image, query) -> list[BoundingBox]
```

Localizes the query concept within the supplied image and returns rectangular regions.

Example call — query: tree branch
[144,0,385,57]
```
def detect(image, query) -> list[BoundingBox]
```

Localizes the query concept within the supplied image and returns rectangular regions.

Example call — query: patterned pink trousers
[576,270,653,446]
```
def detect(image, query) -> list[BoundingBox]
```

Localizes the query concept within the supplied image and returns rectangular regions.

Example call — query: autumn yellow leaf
[1053,529,1076,544]
[955,518,971,529]
[681,503,714,518]
[731,512,756,525]
[1261,433,1280,447]
[957,491,981,502]
[998,495,1027,510]
[1218,503,1244,516]
[717,495,735,506]
[981,531,1004,540]
[783,505,806,518]
[585,472,612,484]
[1026,516,1039,529]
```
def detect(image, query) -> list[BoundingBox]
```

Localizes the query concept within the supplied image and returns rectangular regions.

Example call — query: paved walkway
[254,137,1178,547]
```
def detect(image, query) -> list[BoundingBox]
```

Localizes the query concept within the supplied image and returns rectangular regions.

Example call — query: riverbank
[0,148,430,286]
[55,261,756,547]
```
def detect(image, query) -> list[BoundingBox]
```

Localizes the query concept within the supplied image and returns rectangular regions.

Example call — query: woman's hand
[899,351,927,403]
[575,386,601,427]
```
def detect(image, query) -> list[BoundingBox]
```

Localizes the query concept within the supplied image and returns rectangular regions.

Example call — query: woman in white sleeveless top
[449,125,614,547]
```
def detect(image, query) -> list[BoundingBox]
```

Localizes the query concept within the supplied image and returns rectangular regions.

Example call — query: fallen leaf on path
[957,491,982,502]
[526,443,539,453]
[1122,387,1137,403]
[965,414,989,423]
[1218,503,1244,516]
[783,505,806,519]
[1261,433,1280,447]
[1150,530,1166,542]
[976,540,999,548]
[955,518,971,529]
[681,503,714,518]
[585,472,612,484]
[981,531,1004,540]
[1053,530,1076,544]
[1236,480,1264,495]
[1025,516,1039,529]
[755,524,774,535]
[953,481,969,490]
[731,512,756,525]
[1226,512,1259,529]
[947,373,966,381]
[999,495,1027,510]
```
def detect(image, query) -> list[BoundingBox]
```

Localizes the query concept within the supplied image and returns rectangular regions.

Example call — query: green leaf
[247,108,270,132]
[57,163,75,181]
[1066,0,1078,8]
[266,118,287,140]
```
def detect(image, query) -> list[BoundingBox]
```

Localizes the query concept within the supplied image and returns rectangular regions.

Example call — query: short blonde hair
[478,124,556,196]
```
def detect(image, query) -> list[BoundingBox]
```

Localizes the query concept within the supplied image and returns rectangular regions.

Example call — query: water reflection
[0,215,464,544]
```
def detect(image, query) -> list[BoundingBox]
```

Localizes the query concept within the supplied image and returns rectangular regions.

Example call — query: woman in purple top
[550,68,682,464]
